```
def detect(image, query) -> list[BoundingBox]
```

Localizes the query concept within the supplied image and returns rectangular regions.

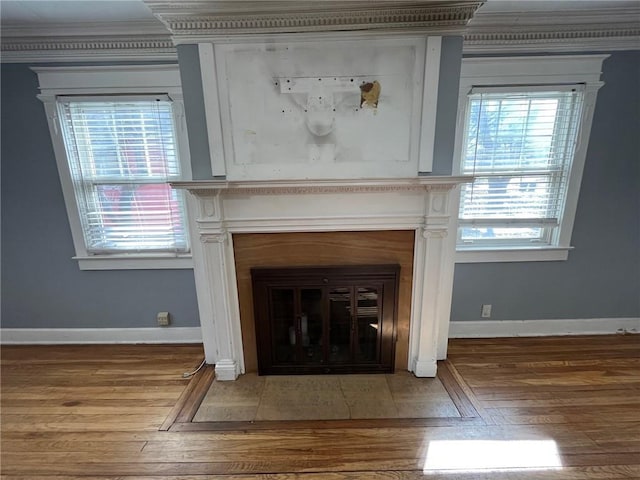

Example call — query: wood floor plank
[435,360,481,418]
[0,439,148,453]
[174,365,216,423]
[482,395,640,408]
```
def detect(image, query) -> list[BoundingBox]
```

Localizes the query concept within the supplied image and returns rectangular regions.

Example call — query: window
[454,56,607,263]
[459,87,583,246]
[35,66,193,270]
[58,97,187,254]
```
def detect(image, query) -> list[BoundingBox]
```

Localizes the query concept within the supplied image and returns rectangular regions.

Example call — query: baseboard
[449,317,640,338]
[0,327,203,345]
[4,319,637,344]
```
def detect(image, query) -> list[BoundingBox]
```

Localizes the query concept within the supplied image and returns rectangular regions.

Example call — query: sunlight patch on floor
[423,439,562,473]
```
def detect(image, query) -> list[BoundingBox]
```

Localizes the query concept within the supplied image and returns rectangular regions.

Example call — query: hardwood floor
[2,335,639,479]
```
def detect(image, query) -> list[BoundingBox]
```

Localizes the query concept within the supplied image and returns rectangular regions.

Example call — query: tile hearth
[193,372,460,422]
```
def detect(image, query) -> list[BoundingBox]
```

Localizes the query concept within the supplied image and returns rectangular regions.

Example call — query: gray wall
[431,36,463,175]
[1,64,200,328]
[177,44,214,180]
[451,51,640,321]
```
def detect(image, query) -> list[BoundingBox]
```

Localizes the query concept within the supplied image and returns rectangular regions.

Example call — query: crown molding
[144,1,483,40]
[1,34,177,63]
[469,6,640,26]
[463,30,640,54]
[1,20,168,38]
[463,6,640,53]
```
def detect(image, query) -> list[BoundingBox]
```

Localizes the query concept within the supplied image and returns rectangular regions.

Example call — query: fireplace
[160,2,479,381]
[172,177,469,380]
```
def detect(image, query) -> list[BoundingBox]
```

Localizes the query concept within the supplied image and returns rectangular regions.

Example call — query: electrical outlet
[157,311,170,326]
[481,304,492,318]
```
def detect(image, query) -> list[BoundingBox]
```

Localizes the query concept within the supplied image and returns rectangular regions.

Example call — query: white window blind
[458,87,584,246]
[57,97,189,254]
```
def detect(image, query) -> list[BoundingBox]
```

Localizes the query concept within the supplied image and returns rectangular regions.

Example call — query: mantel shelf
[171,176,473,196]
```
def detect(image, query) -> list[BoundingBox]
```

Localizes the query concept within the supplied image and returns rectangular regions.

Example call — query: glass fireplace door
[269,288,296,365]
[253,265,398,375]
[328,287,353,364]
[355,286,380,364]
[299,288,324,366]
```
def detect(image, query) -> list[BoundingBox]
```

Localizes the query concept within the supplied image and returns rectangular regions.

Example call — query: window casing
[453,56,607,263]
[35,65,193,270]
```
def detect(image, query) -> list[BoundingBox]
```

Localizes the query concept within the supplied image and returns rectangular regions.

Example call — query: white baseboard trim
[449,317,640,338]
[0,327,203,345]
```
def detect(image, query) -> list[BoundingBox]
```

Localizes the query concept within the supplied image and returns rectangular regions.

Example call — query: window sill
[455,246,572,263]
[74,254,194,271]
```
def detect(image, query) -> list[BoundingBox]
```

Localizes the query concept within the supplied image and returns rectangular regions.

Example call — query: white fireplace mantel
[172,176,471,381]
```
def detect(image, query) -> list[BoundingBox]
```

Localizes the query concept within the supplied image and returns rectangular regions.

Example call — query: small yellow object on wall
[360,80,381,108]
